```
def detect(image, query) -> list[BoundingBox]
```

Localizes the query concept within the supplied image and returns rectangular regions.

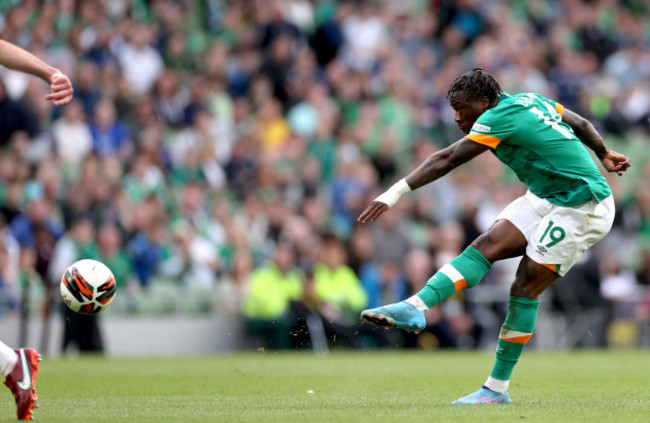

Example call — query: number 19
[540,221,565,248]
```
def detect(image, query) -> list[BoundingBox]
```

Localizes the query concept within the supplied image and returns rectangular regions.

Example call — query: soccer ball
[60,259,116,314]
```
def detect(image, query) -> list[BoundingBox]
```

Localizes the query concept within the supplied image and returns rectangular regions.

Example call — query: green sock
[486,296,540,393]
[415,246,491,308]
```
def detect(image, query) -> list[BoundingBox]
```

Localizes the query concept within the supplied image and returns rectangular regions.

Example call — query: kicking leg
[454,256,559,405]
[361,220,526,332]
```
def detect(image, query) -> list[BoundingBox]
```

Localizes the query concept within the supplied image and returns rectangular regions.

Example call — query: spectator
[312,234,367,323]
[51,100,93,164]
[341,2,388,71]
[89,98,132,159]
[73,62,103,116]
[600,254,642,303]
[216,248,251,317]
[10,198,63,250]
[152,69,190,128]
[0,175,23,226]
[127,217,167,287]
[0,244,19,314]
[0,79,38,145]
[241,242,303,350]
[47,214,96,281]
[96,223,132,289]
[47,214,103,353]
[115,24,164,95]
[160,219,218,288]
[550,251,612,348]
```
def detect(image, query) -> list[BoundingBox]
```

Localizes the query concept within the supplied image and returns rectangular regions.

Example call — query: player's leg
[488,257,558,387]
[454,257,557,404]
[361,219,527,331]
[453,256,558,404]
[455,195,615,404]
[1,340,41,420]
[418,219,527,305]
[0,341,18,376]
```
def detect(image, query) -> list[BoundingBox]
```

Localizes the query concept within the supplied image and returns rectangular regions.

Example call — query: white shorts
[494,191,615,276]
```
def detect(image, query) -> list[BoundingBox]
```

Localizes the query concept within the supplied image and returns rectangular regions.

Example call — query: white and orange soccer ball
[60,259,116,314]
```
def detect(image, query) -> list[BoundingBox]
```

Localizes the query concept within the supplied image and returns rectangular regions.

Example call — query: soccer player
[0,39,73,420]
[358,68,630,404]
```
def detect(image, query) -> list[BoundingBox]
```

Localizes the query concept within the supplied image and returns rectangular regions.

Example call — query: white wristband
[374,178,411,208]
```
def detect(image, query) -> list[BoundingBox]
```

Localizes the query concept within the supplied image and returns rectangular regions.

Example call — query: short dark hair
[447,68,503,107]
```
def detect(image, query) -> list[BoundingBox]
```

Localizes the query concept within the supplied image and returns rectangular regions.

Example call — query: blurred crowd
[0,0,649,351]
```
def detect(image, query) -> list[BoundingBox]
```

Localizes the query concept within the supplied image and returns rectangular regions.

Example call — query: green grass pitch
[2,350,648,422]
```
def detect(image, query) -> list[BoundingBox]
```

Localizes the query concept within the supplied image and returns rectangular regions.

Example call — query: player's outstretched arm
[562,108,630,176]
[0,39,73,106]
[358,138,488,223]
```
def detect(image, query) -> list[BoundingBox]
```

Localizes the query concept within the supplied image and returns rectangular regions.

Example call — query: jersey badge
[472,123,491,132]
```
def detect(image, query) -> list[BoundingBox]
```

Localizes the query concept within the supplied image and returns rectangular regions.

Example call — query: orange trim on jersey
[453,279,468,292]
[467,133,502,149]
[500,334,533,344]
[555,102,565,116]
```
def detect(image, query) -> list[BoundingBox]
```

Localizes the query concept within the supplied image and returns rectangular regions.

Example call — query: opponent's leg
[1,341,41,420]
[454,256,559,405]
[0,341,18,376]
[361,220,526,332]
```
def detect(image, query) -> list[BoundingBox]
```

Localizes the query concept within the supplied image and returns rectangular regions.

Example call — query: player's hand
[45,71,74,106]
[600,149,631,176]
[358,201,389,223]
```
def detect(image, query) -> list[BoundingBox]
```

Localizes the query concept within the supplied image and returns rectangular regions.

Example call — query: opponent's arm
[358,138,488,223]
[562,108,630,176]
[0,39,73,106]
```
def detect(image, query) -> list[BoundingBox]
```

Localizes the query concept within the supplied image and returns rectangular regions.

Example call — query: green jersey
[466,93,611,207]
